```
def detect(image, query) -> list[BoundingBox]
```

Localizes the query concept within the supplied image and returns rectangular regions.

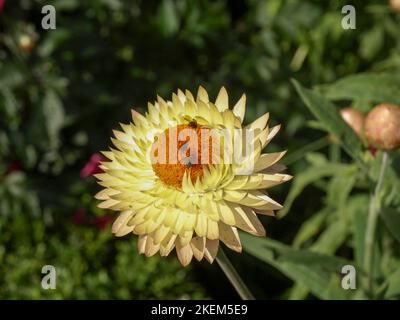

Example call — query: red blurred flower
[368,146,377,157]
[71,207,86,225]
[0,0,5,12]
[71,208,112,229]
[80,153,105,178]
[5,161,21,175]
[93,214,113,230]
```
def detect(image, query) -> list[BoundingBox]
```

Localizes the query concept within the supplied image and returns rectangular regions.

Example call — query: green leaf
[383,268,400,299]
[311,220,348,254]
[0,63,24,88]
[359,26,384,61]
[382,165,400,209]
[43,90,65,149]
[38,28,71,57]
[241,233,353,299]
[381,207,400,243]
[282,137,329,166]
[279,163,351,218]
[317,73,400,104]
[0,88,20,127]
[52,0,80,10]
[326,165,358,216]
[158,0,180,36]
[292,79,367,171]
[288,283,309,299]
[349,195,369,267]
[293,209,329,248]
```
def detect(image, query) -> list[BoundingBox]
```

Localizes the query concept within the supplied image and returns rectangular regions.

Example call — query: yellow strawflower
[95,87,291,266]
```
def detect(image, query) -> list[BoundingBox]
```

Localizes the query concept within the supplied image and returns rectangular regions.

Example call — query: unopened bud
[365,103,400,150]
[340,107,365,138]
[18,34,35,53]
[390,0,400,12]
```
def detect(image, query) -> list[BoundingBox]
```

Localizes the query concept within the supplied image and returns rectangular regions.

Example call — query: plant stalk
[364,151,389,296]
[216,248,255,300]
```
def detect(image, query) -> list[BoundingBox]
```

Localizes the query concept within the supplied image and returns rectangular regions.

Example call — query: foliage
[0,214,206,299]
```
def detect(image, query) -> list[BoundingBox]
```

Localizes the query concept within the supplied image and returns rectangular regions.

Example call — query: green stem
[216,248,255,300]
[364,151,389,296]
[330,143,341,163]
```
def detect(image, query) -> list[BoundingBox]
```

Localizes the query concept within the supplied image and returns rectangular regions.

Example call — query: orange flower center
[151,124,215,189]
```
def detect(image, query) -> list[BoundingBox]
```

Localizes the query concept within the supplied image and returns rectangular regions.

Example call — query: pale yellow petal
[100,150,115,161]
[227,191,283,210]
[177,89,186,103]
[172,93,184,113]
[145,234,160,257]
[95,188,120,200]
[176,241,193,267]
[185,89,195,102]
[219,224,242,252]
[163,209,179,229]
[237,206,266,236]
[263,163,287,174]
[199,197,220,221]
[160,233,177,256]
[265,124,281,145]
[216,200,236,225]
[254,151,287,172]
[195,212,208,237]
[178,230,194,246]
[174,211,187,234]
[207,219,219,240]
[204,239,219,263]
[98,198,120,209]
[112,210,134,236]
[197,86,209,103]
[190,236,206,261]
[137,235,147,254]
[183,213,197,231]
[258,174,293,189]
[232,94,246,123]
[224,175,249,190]
[215,86,228,111]
[131,109,148,127]
[247,112,269,130]
[153,225,170,244]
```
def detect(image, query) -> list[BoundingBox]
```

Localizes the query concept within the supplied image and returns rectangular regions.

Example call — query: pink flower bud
[92,214,113,230]
[5,161,21,175]
[71,208,86,225]
[340,107,365,138]
[80,153,105,178]
[390,0,400,12]
[365,103,400,150]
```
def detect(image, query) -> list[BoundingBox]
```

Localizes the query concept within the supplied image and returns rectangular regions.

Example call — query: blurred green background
[1,0,400,299]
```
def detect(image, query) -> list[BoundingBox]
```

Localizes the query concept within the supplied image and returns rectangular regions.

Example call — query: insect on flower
[95,87,292,266]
